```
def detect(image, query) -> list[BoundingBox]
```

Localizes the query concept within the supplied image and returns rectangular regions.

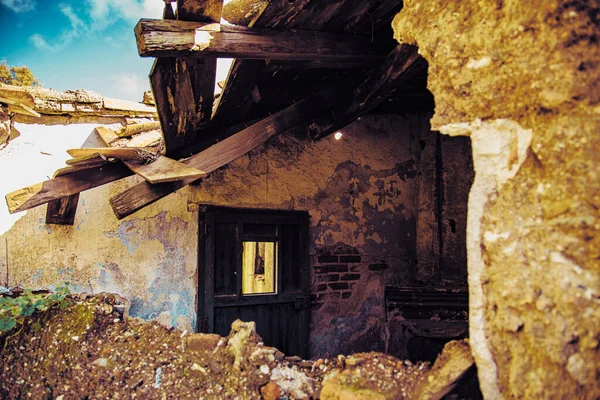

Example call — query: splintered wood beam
[66,147,159,162]
[95,126,205,184]
[310,44,427,139]
[135,19,385,67]
[150,1,220,154]
[5,163,133,214]
[109,79,352,219]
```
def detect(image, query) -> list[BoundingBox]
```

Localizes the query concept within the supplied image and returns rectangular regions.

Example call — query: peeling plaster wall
[1,114,474,358]
[394,1,600,398]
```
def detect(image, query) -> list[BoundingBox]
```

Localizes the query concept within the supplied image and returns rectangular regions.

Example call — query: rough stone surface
[413,340,474,400]
[394,1,600,398]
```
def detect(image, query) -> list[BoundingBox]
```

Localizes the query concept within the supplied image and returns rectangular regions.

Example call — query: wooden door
[198,206,310,358]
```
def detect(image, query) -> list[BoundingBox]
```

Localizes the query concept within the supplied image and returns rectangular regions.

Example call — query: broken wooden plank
[45,193,80,225]
[124,156,206,184]
[5,163,133,214]
[135,19,385,66]
[109,78,353,219]
[121,130,163,149]
[66,147,159,162]
[95,126,162,150]
[96,126,204,184]
[150,57,214,153]
[53,164,110,178]
[150,0,220,155]
[115,121,161,138]
[65,153,108,167]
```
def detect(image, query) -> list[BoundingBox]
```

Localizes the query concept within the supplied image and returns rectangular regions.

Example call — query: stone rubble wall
[393,1,600,398]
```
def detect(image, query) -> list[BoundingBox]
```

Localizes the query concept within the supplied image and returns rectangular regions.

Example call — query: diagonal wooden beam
[109,78,355,219]
[6,163,133,214]
[135,19,385,67]
[150,0,221,155]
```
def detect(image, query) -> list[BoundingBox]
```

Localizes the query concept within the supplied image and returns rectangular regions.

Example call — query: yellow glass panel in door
[242,241,276,295]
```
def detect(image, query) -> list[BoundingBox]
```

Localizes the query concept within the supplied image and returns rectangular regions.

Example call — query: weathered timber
[177,0,222,22]
[150,57,215,153]
[65,154,108,168]
[135,19,384,66]
[66,147,159,162]
[96,126,203,184]
[5,163,132,214]
[115,121,161,138]
[121,130,163,149]
[45,193,80,225]
[110,79,352,219]
[124,156,206,184]
[150,0,219,155]
[53,164,111,178]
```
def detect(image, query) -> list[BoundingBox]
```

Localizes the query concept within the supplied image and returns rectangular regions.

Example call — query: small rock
[191,363,207,374]
[345,357,364,367]
[260,364,270,375]
[261,381,281,400]
[92,358,108,368]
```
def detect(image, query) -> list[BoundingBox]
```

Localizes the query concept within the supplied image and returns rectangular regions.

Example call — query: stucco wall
[1,113,473,357]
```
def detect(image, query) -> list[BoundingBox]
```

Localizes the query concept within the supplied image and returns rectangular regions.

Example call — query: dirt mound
[0,293,474,399]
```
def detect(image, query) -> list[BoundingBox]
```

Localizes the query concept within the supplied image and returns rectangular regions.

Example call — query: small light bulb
[334,132,343,140]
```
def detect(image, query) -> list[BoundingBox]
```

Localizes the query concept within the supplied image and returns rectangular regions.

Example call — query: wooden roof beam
[109,78,356,219]
[135,19,385,68]
[5,164,133,214]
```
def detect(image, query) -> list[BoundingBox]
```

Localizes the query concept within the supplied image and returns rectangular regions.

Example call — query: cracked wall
[1,113,473,358]
[394,1,600,397]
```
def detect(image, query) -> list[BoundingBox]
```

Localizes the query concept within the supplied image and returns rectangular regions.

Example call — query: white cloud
[29,0,163,52]
[29,3,85,52]
[0,0,36,13]
[112,73,149,101]
[85,0,164,30]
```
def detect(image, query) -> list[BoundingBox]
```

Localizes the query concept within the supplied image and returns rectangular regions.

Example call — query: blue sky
[0,0,230,102]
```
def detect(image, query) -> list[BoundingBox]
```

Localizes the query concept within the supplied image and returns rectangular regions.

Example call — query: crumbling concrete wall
[394,1,600,397]
[1,113,473,358]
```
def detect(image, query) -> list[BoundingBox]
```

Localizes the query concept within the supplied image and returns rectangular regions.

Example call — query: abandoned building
[1,0,598,398]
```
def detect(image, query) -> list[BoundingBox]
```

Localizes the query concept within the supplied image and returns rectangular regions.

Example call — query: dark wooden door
[198,206,310,358]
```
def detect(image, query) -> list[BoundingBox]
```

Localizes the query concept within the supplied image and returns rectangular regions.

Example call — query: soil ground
[0,293,434,399]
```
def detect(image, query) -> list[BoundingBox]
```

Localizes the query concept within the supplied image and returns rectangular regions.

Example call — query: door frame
[197,205,310,355]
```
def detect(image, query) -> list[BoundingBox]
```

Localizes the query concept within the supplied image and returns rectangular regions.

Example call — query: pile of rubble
[0,292,476,399]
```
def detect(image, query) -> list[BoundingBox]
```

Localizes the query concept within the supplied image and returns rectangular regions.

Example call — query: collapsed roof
[5,0,433,223]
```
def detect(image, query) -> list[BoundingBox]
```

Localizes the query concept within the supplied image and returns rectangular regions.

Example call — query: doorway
[197,206,311,358]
